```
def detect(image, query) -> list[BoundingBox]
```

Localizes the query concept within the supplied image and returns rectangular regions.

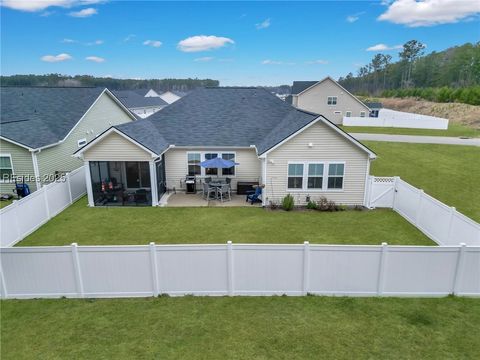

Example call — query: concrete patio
[161,192,262,207]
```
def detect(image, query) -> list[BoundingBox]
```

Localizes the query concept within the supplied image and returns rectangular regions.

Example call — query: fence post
[227,241,234,296]
[11,200,22,246]
[452,243,466,295]
[303,241,310,295]
[447,207,456,244]
[43,187,51,220]
[150,242,159,296]
[415,189,424,226]
[0,253,8,299]
[377,242,388,296]
[71,243,84,298]
[66,172,73,204]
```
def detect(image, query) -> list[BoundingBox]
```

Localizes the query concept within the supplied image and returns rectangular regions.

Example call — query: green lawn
[366,141,480,222]
[0,199,13,209]
[19,198,432,246]
[2,296,479,359]
[343,121,479,138]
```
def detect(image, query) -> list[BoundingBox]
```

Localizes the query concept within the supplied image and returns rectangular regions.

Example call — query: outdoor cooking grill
[185,175,197,194]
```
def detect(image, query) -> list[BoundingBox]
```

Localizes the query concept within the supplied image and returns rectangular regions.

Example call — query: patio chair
[134,189,149,205]
[246,187,262,205]
[204,177,212,184]
[218,184,231,202]
[203,182,217,200]
[225,177,232,185]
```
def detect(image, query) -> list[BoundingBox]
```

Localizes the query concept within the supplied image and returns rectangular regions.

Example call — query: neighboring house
[75,87,376,207]
[133,88,162,98]
[287,77,371,124]
[364,102,383,118]
[159,91,185,104]
[112,90,168,119]
[0,87,136,194]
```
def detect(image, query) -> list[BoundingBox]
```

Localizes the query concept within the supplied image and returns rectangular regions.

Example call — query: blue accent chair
[246,187,262,205]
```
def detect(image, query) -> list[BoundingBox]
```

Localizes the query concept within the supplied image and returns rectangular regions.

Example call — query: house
[133,88,161,98]
[287,77,371,124]
[159,91,185,104]
[364,102,383,118]
[0,87,136,194]
[75,87,376,208]
[112,90,168,118]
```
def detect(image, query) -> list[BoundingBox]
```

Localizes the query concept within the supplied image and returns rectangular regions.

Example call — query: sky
[1,0,479,86]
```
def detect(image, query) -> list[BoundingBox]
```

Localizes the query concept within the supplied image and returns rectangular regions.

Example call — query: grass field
[19,200,432,246]
[2,296,479,359]
[0,199,13,209]
[343,122,479,138]
[366,141,480,222]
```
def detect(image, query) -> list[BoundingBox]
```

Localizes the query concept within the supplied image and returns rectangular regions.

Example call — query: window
[204,153,218,175]
[327,163,344,189]
[345,111,352,117]
[187,153,201,176]
[288,163,304,189]
[307,163,323,189]
[222,153,235,176]
[0,155,14,182]
[327,96,337,105]
[360,111,366,117]
[77,138,87,148]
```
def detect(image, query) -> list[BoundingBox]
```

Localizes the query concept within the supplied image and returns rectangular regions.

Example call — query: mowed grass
[2,296,479,359]
[366,141,480,222]
[343,121,479,138]
[0,199,13,209]
[19,197,432,246]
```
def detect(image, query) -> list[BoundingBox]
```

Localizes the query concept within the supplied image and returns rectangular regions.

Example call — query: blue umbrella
[200,157,239,169]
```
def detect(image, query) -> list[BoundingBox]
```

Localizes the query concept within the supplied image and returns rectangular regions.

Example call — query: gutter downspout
[31,150,41,190]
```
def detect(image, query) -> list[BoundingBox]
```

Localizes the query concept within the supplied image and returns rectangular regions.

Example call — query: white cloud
[255,18,271,29]
[378,0,480,27]
[177,35,234,52]
[123,34,136,42]
[194,57,214,62]
[41,53,73,62]
[262,59,295,65]
[306,59,329,65]
[1,0,103,12]
[346,12,365,23]
[143,40,162,48]
[68,7,97,17]
[62,38,77,43]
[86,39,103,45]
[366,43,403,51]
[86,56,105,63]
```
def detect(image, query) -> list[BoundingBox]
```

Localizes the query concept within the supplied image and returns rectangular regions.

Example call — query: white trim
[74,127,159,159]
[259,116,376,159]
[84,161,94,207]
[286,160,346,192]
[0,136,34,151]
[363,158,371,207]
[30,151,41,189]
[0,153,14,183]
[296,76,371,111]
[149,161,159,206]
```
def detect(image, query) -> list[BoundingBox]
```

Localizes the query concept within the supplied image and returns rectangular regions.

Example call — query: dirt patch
[362,97,480,128]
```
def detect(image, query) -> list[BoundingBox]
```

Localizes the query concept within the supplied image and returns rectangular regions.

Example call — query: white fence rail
[1,242,478,299]
[366,176,480,246]
[344,109,449,129]
[0,166,86,247]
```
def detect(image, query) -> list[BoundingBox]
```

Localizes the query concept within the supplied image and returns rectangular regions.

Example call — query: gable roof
[291,81,318,95]
[76,87,373,159]
[364,102,383,109]
[0,87,135,150]
[112,90,168,108]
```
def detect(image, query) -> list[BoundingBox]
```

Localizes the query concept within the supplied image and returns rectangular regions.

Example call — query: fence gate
[367,177,395,208]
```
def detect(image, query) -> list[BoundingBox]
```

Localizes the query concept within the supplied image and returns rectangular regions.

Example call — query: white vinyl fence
[366,176,480,246]
[0,166,86,247]
[344,109,449,129]
[1,242,479,299]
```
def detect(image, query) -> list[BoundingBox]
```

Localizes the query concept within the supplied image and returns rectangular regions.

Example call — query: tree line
[339,42,480,105]
[0,74,220,91]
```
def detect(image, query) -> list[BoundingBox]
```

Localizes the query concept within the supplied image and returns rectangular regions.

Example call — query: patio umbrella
[199,157,239,169]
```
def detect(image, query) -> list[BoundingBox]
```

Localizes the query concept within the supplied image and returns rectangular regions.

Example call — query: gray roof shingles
[112,90,168,108]
[1,87,105,149]
[115,87,320,155]
[291,81,318,95]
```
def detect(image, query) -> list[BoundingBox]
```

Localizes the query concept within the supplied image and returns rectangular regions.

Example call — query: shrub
[269,201,279,210]
[282,194,294,211]
[317,197,329,211]
[316,197,340,212]
[306,200,317,210]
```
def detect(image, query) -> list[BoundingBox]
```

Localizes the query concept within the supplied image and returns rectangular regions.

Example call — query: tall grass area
[366,141,480,222]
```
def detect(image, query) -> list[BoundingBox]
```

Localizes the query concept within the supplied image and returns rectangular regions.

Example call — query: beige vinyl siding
[164,148,261,191]
[82,132,153,162]
[296,78,369,124]
[265,122,369,206]
[37,92,134,183]
[0,139,36,193]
